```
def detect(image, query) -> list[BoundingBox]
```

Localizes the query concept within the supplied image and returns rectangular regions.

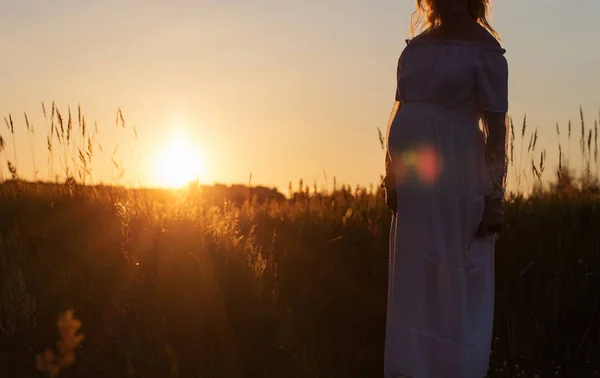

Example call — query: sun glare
[155,131,207,188]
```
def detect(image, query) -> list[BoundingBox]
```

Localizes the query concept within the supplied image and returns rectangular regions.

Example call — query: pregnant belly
[386,102,484,192]
[387,102,479,152]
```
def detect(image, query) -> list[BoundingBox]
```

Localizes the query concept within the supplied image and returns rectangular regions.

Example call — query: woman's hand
[476,196,505,237]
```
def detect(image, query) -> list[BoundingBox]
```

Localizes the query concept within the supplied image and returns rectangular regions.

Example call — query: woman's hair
[410,0,499,40]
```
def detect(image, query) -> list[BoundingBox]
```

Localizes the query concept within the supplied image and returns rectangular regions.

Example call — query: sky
[1,0,600,192]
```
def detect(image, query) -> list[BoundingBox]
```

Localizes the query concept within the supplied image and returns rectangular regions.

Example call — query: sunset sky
[1,0,600,192]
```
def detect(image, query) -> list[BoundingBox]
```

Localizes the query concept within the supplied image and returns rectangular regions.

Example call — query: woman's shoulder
[469,25,503,50]
[408,28,436,43]
[406,24,504,53]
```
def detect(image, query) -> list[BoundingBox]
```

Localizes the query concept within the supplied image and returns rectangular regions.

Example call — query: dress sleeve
[477,50,509,201]
[394,54,403,102]
[476,51,509,113]
[394,43,411,102]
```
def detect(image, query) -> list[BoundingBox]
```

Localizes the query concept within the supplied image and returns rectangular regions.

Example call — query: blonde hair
[410,0,500,40]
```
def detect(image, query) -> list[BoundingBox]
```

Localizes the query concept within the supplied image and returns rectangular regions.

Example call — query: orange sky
[1,1,600,192]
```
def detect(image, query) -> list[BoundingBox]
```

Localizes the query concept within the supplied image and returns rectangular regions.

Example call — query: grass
[0,104,599,377]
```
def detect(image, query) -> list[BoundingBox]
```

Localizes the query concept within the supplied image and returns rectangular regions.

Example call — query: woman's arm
[384,100,402,163]
[477,111,508,236]
[382,101,401,214]
[386,101,402,136]
[481,111,508,206]
[384,101,402,154]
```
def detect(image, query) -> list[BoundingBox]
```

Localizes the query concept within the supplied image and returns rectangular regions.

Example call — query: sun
[154,131,207,188]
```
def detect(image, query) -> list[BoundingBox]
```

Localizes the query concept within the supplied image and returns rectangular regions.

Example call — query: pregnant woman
[381,0,508,377]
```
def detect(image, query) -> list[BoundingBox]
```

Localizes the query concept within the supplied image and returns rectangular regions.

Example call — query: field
[1,105,600,377]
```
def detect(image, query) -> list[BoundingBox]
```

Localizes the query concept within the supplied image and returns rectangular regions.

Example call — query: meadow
[0,104,599,377]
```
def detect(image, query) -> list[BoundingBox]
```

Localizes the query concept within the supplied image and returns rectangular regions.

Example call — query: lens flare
[396,145,442,185]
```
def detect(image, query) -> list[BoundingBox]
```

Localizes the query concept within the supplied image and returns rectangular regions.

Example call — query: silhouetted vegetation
[1,104,599,377]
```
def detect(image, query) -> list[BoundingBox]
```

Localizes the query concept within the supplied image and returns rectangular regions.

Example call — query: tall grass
[0,104,599,377]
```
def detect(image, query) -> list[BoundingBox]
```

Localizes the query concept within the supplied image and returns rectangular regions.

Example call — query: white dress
[384,38,509,378]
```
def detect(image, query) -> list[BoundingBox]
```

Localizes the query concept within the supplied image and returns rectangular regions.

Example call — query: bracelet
[487,191,505,200]
[485,205,505,216]
[484,194,504,208]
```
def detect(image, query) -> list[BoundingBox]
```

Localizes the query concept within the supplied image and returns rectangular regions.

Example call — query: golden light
[154,131,207,188]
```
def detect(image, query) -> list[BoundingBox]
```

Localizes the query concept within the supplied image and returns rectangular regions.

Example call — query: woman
[381,0,508,377]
